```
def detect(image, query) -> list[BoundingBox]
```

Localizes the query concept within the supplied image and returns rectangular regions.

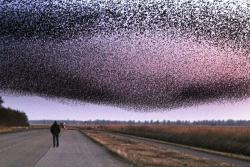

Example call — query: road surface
[0,130,130,167]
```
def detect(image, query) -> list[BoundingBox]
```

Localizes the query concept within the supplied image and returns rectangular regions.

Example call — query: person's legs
[56,135,59,147]
[53,135,56,147]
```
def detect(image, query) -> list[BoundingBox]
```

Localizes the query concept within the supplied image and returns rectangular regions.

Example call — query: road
[1,129,250,167]
[0,130,130,167]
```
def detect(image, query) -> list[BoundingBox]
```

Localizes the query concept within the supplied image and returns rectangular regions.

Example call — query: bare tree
[0,96,3,108]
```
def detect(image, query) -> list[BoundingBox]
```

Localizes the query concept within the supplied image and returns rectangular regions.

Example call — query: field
[81,125,250,157]
[83,130,232,167]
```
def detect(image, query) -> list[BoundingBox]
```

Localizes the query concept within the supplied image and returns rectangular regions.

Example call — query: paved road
[0,130,130,167]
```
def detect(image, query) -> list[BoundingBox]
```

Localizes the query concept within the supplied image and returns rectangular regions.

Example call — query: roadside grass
[0,126,29,134]
[82,130,233,167]
[81,125,250,157]
[0,125,49,134]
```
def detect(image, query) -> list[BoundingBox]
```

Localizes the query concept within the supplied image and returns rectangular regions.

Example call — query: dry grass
[83,130,233,167]
[0,126,13,133]
[81,125,250,156]
[0,126,29,133]
[29,125,50,129]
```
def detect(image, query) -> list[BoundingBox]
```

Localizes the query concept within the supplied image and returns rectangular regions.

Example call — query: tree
[0,96,29,126]
[0,96,3,108]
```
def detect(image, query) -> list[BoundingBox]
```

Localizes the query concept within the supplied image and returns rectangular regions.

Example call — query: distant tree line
[81,120,250,126]
[31,119,250,126]
[0,96,29,126]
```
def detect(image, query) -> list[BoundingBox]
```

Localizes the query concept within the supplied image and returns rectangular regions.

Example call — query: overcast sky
[2,94,250,121]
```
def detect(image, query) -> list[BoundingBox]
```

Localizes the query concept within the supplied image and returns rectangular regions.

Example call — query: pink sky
[2,94,250,121]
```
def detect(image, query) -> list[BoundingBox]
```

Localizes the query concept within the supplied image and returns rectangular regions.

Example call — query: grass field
[83,130,232,167]
[81,125,250,156]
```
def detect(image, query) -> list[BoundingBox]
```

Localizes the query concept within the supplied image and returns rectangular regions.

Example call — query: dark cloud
[0,0,250,109]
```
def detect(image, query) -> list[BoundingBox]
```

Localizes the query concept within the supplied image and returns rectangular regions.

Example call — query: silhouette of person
[50,121,61,147]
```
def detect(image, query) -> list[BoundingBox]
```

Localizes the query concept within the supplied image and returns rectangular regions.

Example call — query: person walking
[50,121,61,147]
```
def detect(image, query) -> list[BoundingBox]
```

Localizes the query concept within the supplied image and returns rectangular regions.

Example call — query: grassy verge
[0,126,30,134]
[111,131,250,162]
[89,125,250,157]
[0,125,48,134]
[82,130,233,167]
[80,130,133,166]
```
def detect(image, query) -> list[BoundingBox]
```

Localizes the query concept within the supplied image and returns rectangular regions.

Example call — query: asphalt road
[0,130,130,167]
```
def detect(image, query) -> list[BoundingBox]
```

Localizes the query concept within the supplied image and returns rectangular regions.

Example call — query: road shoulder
[83,130,234,167]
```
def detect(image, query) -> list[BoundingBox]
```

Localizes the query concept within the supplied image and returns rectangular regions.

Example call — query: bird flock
[0,0,249,109]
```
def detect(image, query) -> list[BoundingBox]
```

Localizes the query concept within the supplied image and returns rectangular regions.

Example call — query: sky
[2,94,250,121]
[1,0,250,121]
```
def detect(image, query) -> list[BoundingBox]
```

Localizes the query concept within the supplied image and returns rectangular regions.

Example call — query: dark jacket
[50,122,61,135]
